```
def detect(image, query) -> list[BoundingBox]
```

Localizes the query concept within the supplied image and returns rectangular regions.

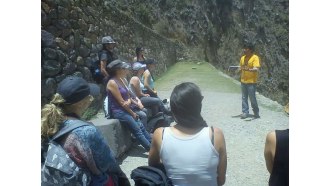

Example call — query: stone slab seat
[90,115,132,158]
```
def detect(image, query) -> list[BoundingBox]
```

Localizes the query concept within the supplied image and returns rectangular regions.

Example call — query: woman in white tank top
[148,82,227,186]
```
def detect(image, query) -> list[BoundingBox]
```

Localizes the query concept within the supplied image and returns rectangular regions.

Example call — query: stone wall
[41,0,180,106]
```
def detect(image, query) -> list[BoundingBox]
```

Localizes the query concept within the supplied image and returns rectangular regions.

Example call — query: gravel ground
[118,62,289,186]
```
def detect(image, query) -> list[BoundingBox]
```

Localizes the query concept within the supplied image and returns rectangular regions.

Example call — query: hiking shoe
[240,113,249,119]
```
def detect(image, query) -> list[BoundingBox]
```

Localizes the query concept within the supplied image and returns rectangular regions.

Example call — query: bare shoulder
[212,126,224,138]
[107,79,118,88]
[153,127,164,139]
[266,131,276,144]
[130,76,139,83]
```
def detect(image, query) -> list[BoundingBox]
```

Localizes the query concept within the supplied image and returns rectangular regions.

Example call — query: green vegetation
[155,61,241,93]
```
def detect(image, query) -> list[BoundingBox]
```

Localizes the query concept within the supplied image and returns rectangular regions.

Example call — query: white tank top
[160,127,219,186]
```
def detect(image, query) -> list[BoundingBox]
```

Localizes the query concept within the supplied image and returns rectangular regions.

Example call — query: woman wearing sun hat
[106,59,152,151]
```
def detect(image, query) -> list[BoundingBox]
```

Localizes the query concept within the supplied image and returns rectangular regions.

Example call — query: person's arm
[130,77,148,97]
[214,127,227,186]
[107,80,137,119]
[148,127,163,166]
[143,71,157,95]
[100,60,109,79]
[248,55,261,72]
[135,97,144,110]
[264,131,276,174]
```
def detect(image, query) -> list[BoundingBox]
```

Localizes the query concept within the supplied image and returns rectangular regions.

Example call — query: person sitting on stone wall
[106,59,152,151]
[41,76,130,186]
[129,62,169,117]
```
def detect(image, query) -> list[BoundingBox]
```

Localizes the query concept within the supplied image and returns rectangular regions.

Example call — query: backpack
[41,120,91,186]
[131,166,172,186]
[90,57,103,84]
[90,50,118,84]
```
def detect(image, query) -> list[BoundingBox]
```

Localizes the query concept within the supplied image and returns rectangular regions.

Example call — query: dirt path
[119,61,289,186]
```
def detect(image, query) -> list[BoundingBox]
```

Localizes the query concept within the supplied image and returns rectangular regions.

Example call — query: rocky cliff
[113,0,289,105]
[41,0,288,106]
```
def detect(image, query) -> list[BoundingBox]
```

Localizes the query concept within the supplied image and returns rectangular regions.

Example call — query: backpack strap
[162,128,165,140]
[211,126,214,146]
[51,120,90,141]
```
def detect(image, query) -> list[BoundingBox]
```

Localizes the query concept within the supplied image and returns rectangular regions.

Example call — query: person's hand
[144,93,150,97]
[131,112,139,120]
[153,90,157,96]
[242,66,249,71]
[123,100,131,107]
[138,102,144,110]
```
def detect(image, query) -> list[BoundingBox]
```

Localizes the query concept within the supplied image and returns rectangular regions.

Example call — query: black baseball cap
[57,76,100,105]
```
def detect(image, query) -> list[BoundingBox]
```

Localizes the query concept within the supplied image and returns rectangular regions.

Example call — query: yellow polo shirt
[240,54,260,83]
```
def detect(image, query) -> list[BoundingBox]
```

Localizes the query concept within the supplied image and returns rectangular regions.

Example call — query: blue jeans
[241,83,259,116]
[134,108,148,127]
[140,96,169,116]
[112,110,151,150]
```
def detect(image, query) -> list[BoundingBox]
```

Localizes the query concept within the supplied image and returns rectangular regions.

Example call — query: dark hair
[243,43,255,51]
[170,82,207,128]
[136,47,144,56]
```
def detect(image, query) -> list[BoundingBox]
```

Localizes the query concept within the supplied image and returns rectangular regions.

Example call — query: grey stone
[76,56,84,66]
[78,45,90,58]
[63,62,77,75]
[48,9,57,19]
[55,74,66,83]
[42,78,57,98]
[79,66,92,81]
[41,10,51,27]
[43,60,61,77]
[68,49,77,62]
[41,30,56,48]
[57,6,69,19]
[72,71,83,77]
[43,48,58,60]
[55,19,71,30]
[55,37,69,50]
[91,117,132,158]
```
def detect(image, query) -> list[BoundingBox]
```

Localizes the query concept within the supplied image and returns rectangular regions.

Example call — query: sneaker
[240,113,249,119]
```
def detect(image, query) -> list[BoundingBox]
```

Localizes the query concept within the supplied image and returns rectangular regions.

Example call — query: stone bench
[90,115,132,158]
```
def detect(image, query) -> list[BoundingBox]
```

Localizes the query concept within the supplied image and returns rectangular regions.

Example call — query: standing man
[239,43,261,119]
[100,35,118,84]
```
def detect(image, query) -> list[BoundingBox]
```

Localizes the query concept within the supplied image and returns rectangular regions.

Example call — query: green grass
[155,61,241,93]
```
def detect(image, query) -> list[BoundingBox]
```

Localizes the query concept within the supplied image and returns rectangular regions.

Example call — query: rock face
[113,0,289,105]
[41,0,288,105]
[41,0,180,106]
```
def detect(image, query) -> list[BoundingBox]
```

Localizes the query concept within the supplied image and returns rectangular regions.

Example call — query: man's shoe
[253,115,260,119]
[240,113,249,119]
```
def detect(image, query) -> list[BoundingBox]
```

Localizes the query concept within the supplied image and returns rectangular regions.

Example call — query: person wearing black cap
[41,76,130,186]
[106,59,152,151]
[99,36,118,84]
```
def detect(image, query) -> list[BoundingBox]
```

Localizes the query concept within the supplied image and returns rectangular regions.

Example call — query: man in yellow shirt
[239,44,260,119]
